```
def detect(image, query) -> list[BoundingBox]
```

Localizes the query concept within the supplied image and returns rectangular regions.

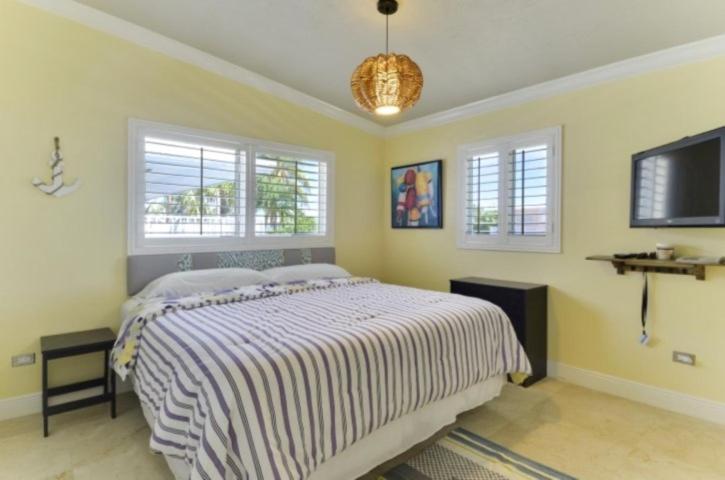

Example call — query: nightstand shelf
[40,328,117,437]
[586,255,724,280]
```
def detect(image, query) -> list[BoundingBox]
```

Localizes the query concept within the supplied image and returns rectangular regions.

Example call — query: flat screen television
[631,127,725,227]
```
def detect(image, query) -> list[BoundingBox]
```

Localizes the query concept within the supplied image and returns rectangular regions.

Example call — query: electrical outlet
[11,353,36,367]
[672,351,696,366]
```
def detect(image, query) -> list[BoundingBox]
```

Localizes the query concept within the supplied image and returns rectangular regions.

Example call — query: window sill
[456,240,561,254]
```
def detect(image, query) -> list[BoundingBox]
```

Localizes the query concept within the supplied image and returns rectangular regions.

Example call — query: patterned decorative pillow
[217,250,284,270]
[176,254,193,271]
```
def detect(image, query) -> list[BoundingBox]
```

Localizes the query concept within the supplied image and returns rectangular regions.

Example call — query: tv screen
[631,128,725,227]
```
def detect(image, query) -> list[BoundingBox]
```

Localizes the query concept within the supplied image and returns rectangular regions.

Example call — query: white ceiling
[75,0,725,125]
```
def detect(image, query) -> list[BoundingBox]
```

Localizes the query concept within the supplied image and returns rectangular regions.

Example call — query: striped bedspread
[112,278,530,480]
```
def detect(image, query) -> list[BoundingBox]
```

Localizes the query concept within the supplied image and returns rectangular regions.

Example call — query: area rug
[380,427,576,480]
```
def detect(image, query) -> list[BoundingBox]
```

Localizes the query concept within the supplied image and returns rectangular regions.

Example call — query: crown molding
[17,0,725,140]
[18,0,385,137]
[386,34,725,137]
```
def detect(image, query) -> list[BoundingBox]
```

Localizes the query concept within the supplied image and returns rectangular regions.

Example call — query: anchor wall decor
[32,137,81,197]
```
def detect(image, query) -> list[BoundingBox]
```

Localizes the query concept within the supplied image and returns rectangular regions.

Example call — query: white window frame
[128,119,335,255]
[457,126,562,253]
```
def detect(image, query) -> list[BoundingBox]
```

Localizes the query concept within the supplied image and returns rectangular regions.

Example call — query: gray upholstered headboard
[127,247,335,296]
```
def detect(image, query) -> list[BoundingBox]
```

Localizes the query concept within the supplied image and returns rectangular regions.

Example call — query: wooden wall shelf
[586,255,723,281]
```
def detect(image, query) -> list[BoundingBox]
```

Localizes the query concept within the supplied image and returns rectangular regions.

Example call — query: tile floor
[2,379,724,479]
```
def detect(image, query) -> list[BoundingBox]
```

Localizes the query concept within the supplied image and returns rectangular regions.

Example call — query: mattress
[114,277,530,480]
[141,374,505,480]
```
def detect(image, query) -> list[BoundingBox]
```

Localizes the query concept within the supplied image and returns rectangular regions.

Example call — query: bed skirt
[139,374,505,480]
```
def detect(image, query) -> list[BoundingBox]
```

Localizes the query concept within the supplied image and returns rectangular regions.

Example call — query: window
[129,120,334,254]
[254,150,327,237]
[142,136,245,241]
[457,127,561,252]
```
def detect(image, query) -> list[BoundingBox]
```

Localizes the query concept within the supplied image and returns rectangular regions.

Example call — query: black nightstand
[40,328,117,437]
[451,277,548,387]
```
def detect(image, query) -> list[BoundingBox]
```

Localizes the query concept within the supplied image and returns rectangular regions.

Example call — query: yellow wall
[3,0,725,407]
[383,57,725,403]
[0,2,384,399]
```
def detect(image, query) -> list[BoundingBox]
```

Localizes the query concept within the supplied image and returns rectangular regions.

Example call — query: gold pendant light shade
[351,0,423,116]
[351,53,423,116]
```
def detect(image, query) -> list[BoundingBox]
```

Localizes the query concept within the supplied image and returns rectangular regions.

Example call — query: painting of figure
[391,160,443,228]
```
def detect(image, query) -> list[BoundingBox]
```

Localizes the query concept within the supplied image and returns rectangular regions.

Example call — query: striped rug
[380,428,576,480]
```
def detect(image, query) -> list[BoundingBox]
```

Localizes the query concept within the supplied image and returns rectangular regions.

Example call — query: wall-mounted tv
[631,127,725,227]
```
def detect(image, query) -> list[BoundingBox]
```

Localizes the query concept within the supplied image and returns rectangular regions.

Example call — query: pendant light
[351,0,423,116]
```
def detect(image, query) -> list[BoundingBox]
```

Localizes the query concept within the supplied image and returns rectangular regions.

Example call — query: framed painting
[391,159,443,228]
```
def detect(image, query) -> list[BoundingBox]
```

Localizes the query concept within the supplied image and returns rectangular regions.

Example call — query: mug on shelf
[656,243,675,260]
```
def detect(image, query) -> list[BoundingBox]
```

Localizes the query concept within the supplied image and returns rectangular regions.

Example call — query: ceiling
[75,0,725,126]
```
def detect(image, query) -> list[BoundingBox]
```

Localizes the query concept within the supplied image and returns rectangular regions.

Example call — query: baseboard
[548,361,725,425]
[0,375,132,422]
[3,366,724,426]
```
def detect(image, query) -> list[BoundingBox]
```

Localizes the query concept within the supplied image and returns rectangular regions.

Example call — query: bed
[115,249,531,480]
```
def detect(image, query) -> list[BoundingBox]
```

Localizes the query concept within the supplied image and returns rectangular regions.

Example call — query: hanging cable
[385,14,389,54]
[640,272,650,345]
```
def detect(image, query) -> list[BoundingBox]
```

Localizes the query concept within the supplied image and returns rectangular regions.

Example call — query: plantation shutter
[254,151,327,236]
[143,137,245,239]
[458,127,560,252]
[507,145,549,237]
[130,121,335,254]
[465,151,500,236]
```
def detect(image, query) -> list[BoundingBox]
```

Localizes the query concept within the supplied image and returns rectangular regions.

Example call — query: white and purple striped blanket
[112,277,530,480]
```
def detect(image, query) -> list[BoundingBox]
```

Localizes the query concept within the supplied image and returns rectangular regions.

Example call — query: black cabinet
[450,277,547,387]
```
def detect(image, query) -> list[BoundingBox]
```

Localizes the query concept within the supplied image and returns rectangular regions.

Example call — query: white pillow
[263,263,351,283]
[137,268,271,299]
